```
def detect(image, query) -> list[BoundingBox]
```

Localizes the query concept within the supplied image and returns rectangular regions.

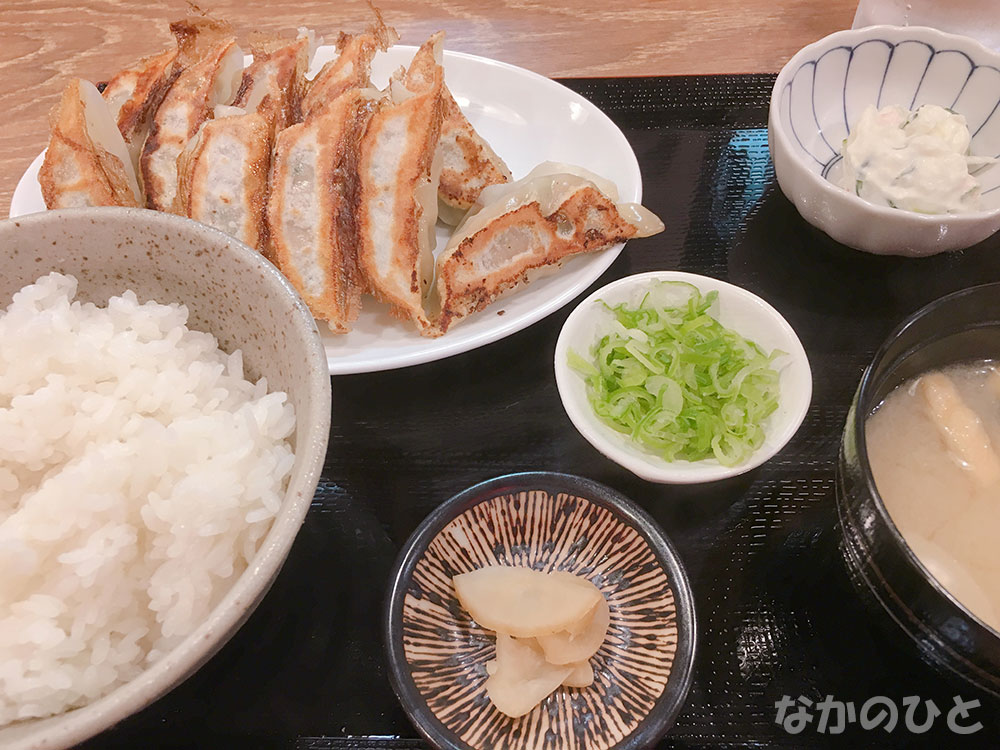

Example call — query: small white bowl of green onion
[555,271,812,483]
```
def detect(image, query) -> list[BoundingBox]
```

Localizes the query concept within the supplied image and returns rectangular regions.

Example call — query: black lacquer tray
[80,74,1000,749]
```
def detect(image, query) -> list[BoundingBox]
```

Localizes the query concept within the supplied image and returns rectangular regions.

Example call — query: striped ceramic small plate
[384,472,696,750]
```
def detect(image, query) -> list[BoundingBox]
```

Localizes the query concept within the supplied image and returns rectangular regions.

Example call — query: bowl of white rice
[0,207,331,749]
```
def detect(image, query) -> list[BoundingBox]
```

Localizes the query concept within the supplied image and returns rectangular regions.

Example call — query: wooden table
[0,0,857,216]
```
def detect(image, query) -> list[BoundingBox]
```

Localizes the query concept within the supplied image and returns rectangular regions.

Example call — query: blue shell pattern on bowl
[776,35,1000,206]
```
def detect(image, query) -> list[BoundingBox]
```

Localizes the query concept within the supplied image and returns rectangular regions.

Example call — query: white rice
[0,273,296,726]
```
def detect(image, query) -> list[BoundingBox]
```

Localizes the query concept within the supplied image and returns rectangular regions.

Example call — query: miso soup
[866,361,1000,632]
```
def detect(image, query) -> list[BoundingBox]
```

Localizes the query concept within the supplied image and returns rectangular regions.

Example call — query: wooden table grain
[0,0,858,215]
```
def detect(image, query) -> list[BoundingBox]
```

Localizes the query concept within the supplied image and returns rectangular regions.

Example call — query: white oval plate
[11,45,642,375]
[554,271,813,484]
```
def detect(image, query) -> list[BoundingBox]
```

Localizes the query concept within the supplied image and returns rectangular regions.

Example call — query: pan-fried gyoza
[174,108,271,249]
[234,31,314,133]
[436,90,511,224]
[300,11,397,120]
[383,32,508,224]
[429,163,664,336]
[100,47,178,171]
[174,31,317,250]
[356,32,445,334]
[39,79,142,209]
[268,88,383,332]
[141,19,244,212]
[37,11,665,342]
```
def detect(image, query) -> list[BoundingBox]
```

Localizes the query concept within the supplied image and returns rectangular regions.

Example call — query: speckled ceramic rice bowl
[0,207,331,750]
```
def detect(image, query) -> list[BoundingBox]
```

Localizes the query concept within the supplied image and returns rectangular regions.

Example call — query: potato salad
[839,103,993,214]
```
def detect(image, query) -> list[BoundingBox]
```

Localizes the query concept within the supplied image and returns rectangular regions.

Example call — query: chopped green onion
[569,281,783,467]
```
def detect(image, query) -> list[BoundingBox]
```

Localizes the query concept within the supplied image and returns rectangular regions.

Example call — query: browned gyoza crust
[356,33,445,333]
[39,79,140,209]
[432,185,638,335]
[233,33,311,134]
[171,17,235,65]
[140,20,241,212]
[402,32,444,90]
[174,112,272,251]
[437,90,511,212]
[101,46,179,152]
[300,10,397,120]
[267,89,382,332]
[172,32,313,253]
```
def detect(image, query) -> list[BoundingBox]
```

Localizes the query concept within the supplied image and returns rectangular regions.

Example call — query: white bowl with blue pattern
[769,25,1000,256]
